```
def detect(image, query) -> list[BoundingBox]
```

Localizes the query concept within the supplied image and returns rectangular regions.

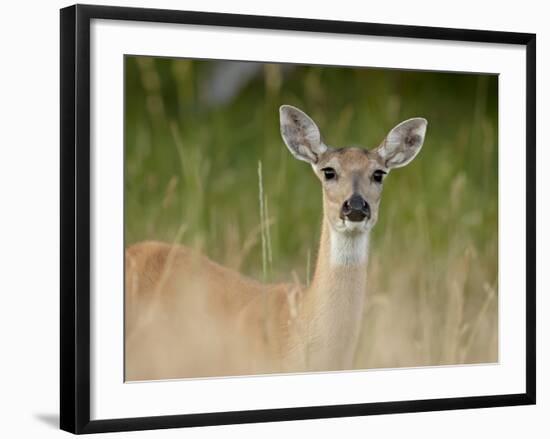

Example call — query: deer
[125,105,427,381]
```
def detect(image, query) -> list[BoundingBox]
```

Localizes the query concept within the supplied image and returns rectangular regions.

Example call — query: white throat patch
[329,230,369,266]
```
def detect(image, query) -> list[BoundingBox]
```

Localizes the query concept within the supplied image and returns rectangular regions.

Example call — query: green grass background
[125,56,498,368]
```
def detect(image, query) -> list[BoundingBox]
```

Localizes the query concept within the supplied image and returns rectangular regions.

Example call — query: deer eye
[372,170,386,183]
[321,167,337,181]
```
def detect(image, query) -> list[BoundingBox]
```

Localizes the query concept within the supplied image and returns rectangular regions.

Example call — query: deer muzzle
[341,194,371,222]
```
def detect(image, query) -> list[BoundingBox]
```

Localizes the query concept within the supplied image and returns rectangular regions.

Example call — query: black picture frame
[60,4,536,434]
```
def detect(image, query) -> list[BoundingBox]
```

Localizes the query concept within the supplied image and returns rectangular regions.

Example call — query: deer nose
[341,194,371,222]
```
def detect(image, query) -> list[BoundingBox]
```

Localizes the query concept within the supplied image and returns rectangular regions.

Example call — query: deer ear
[280,105,328,164]
[375,118,427,169]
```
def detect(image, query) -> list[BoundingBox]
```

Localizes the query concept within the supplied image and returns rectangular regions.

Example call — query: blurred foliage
[125,56,498,367]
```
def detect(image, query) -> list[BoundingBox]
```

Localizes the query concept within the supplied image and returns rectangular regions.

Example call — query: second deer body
[125,106,427,381]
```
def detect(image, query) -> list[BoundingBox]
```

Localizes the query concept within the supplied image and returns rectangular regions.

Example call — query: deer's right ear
[280,105,327,164]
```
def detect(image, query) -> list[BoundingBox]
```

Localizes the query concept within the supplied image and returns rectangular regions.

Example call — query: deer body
[125,106,427,381]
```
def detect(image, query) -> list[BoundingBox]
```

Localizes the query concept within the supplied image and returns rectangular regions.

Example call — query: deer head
[280,105,427,235]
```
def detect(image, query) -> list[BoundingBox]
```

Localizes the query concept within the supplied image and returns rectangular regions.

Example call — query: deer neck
[298,216,369,370]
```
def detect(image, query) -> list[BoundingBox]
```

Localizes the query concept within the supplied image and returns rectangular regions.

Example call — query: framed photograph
[60,4,536,434]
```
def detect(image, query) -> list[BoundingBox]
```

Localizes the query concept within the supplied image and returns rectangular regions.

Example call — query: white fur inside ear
[378,117,427,169]
[280,105,327,163]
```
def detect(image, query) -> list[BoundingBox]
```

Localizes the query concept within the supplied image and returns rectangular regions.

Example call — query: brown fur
[125,241,297,380]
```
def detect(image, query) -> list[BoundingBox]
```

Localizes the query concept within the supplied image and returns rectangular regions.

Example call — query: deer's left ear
[374,118,427,169]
